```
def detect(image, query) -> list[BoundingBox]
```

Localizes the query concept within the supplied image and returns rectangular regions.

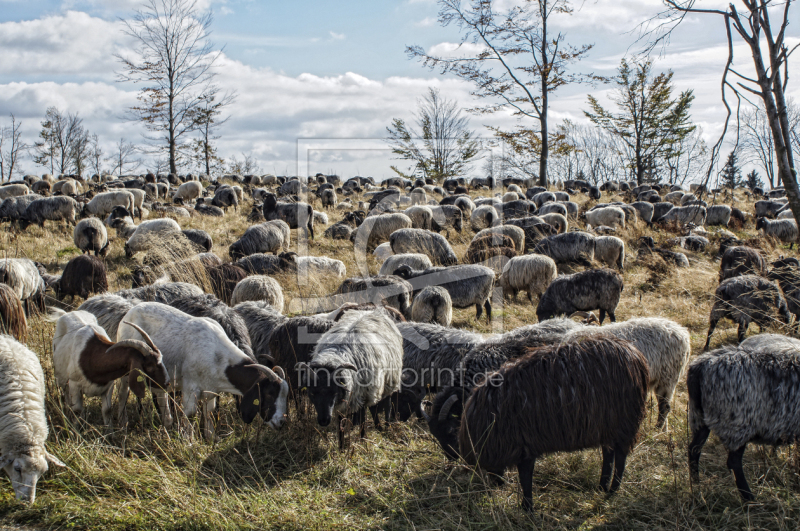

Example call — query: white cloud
[415,17,436,27]
[427,41,487,59]
[329,31,346,41]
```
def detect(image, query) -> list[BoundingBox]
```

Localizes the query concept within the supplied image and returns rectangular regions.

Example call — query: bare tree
[386,87,480,182]
[117,0,223,175]
[407,0,598,186]
[226,152,260,176]
[663,126,708,186]
[741,101,800,189]
[70,128,91,178]
[0,114,28,183]
[107,138,141,177]
[33,107,86,175]
[646,0,798,221]
[88,134,104,178]
[188,86,234,177]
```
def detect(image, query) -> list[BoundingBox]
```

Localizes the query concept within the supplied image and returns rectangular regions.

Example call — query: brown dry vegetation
[1,184,799,530]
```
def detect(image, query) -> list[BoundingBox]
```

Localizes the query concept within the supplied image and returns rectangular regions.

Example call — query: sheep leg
[517,458,535,512]
[68,384,84,420]
[484,300,492,322]
[338,414,345,450]
[656,395,671,430]
[688,425,710,482]
[609,445,629,493]
[202,394,217,441]
[100,385,115,430]
[368,404,382,431]
[599,309,606,325]
[727,445,755,501]
[608,310,616,323]
[475,303,483,320]
[737,321,749,343]
[599,446,615,491]
[117,378,130,428]
[703,319,719,351]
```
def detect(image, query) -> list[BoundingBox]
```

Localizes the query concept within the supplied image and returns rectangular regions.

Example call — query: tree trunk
[169,93,176,175]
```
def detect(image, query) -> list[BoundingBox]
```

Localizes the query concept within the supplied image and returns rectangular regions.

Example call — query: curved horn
[106,340,152,357]
[244,364,278,378]
[121,321,159,352]
[420,408,431,423]
[570,311,591,319]
[438,394,460,422]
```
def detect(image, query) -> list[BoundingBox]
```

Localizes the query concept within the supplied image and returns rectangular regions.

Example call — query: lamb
[73,217,109,257]
[659,205,707,226]
[353,213,413,253]
[268,315,334,396]
[497,254,557,303]
[392,264,495,321]
[124,218,182,258]
[410,286,453,327]
[230,275,285,313]
[719,246,766,281]
[117,302,289,439]
[334,276,414,318]
[585,206,626,229]
[474,225,525,253]
[536,268,624,324]
[703,274,791,350]
[532,231,596,266]
[298,310,403,447]
[565,317,691,428]
[404,205,433,230]
[167,294,254,360]
[379,253,432,276]
[0,335,65,503]
[594,235,626,269]
[54,255,108,301]
[211,186,239,212]
[469,205,499,231]
[0,284,27,342]
[82,191,135,218]
[389,228,458,266]
[262,193,315,239]
[0,258,46,315]
[688,337,800,500]
[228,220,290,260]
[705,204,732,227]
[756,217,799,248]
[50,311,168,428]
[450,336,648,511]
[19,196,79,228]
[234,301,287,365]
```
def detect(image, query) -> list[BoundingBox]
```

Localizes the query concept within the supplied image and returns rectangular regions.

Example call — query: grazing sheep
[498,254,557,303]
[660,205,707,226]
[31,181,50,195]
[410,286,452,326]
[354,213,413,253]
[585,206,626,229]
[20,196,79,228]
[124,218,182,258]
[389,228,458,266]
[652,202,675,222]
[454,196,475,218]
[73,217,109,257]
[296,256,347,279]
[117,282,204,305]
[595,235,626,269]
[470,205,499,231]
[450,336,648,511]
[320,188,338,210]
[181,229,213,253]
[705,205,732,227]
[0,335,65,503]
[0,258,45,315]
[334,276,414,318]
[506,216,555,249]
[537,268,624,324]
[211,186,239,212]
[379,253,432,276]
[0,284,26,342]
[194,201,224,217]
[540,212,568,233]
[0,194,42,225]
[55,255,108,301]
[372,242,394,262]
[629,201,654,223]
[82,191,135,218]
[206,264,248,304]
[168,293,255,360]
[235,252,298,275]
[78,294,140,341]
[392,264,495,321]
[756,217,799,248]
[754,200,785,219]
[229,221,290,260]
[688,338,800,500]
[703,274,790,350]
[531,191,556,207]
[230,275,285,313]
[430,205,464,234]
[268,315,333,395]
[404,205,433,230]
[537,202,568,218]
[234,301,287,364]
[263,193,315,239]
[474,225,525,253]
[410,187,427,205]
[719,246,766,281]
[533,231,596,266]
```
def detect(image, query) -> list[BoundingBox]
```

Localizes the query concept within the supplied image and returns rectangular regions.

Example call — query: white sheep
[174,181,203,203]
[124,218,182,258]
[296,256,347,279]
[372,242,394,263]
[0,258,45,314]
[585,206,626,229]
[83,191,136,218]
[230,275,285,313]
[498,254,557,303]
[0,184,30,200]
[411,286,453,326]
[594,235,625,269]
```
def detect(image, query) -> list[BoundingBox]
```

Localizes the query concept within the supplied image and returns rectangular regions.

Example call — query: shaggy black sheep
[55,255,108,301]
[536,268,623,324]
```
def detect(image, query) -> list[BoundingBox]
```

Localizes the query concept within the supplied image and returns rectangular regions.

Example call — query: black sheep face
[305,366,351,427]
[428,388,465,460]
[391,385,426,422]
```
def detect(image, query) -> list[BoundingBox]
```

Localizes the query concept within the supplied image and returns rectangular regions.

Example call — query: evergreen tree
[746,169,764,190]
[720,151,744,189]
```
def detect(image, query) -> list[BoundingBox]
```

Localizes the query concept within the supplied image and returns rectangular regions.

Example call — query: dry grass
[1,186,800,530]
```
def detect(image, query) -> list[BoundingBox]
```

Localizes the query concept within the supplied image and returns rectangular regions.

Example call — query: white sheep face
[3,452,48,504]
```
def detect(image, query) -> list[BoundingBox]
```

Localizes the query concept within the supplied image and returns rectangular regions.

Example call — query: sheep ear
[45,452,66,468]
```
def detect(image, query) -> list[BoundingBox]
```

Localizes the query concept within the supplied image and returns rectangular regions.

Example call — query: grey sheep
[756,217,798,248]
[211,187,239,212]
[334,276,414,318]
[233,300,287,364]
[181,229,213,253]
[0,194,42,225]
[262,193,315,239]
[754,200,785,219]
[0,258,46,315]
[228,220,290,260]
[429,205,464,234]
[533,231,596,266]
[116,281,204,305]
[379,253,432,276]
[389,228,458,266]
[82,191,135,218]
[320,188,337,210]
[719,246,766,281]
[73,218,109,257]
[497,254,557,303]
[532,191,555,207]
[630,201,654,223]
[537,202,568,218]
[236,252,298,275]
[585,206,626,229]
[392,263,495,321]
[78,294,139,340]
[354,213,413,253]
[594,235,626,269]
[19,196,79,228]
[703,274,790,350]
[660,205,707,226]
[410,286,453,326]
[230,275,285,313]
[705,204,732,227]
[536,268,623,324]
[652,202,675,222]
[475,225,525,253]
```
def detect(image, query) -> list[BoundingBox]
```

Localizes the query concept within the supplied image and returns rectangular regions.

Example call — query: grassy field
[1,184,799,530]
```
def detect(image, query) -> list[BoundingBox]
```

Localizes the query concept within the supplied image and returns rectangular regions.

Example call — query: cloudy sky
[0,0,797,181]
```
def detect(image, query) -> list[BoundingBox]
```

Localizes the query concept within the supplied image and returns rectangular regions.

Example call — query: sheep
[0,284,26,342]
[268,315,334,396]
[531,191,555,207]
[296,256,347,279]
[705,204,732,227]
[410,286,453,326]
[108,214,137,239]
[392,264,495,321]
[470,205,499,231]
[117,302,289,439]
[537,268,624,324]
[194,201,224,217]
[124,218,182,258]
[83,191,135,218]
[498,254,557,303]
[537,202,568,218]
[703,274,790,350]
[687,338,800,500]
[262,193,315,239]
[0,183,29,200]
[0,259,45,315]
[754,200,785,219]
[430,205,464,234]
[31,181,50,195]
[629,201,654,223]
[474,225,525,253]
[664,190,684,205]
[167,294,254,360]
[354,213,413,253]
[595,235,626,269]
[0,194,42,225]
[565,317,691,428]
[298,309,403,446]
[0,335,65,503]
[453,196,475,218]
[230,275,285,313]
[54,255,108,302]
[660,205,707,225]
[125,188,146,219]
[334,276,414,318]
[379,253,432,276]
[502,191,519,202]
[234,301,287,365]
[235,252,298,276]
[59,179,80,196]
[410,187,427,206]
[637,237,690,268]
[206,264,248,304]
[372,242,394,262]
[50,311,167,428]
[313,211,329,227]
[324,221,354,240]
[19,196,79,228]
[539,212,568,233]
[210,186,239,212]
[317,188,338,210]
[78,294,139,341]
[756,217,799,248]
[585,206,626,229]
[228,221,290,260]
[533,231,596,266]
[447,336,648,511]
[719,245,766,281]
[389,228,458,266]
[73,217,109,257]
[404,205,433,230]
[181,229,213,253]
[116,282,204,305]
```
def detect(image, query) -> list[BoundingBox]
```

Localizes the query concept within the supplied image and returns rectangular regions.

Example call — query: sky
[0,0,797,182]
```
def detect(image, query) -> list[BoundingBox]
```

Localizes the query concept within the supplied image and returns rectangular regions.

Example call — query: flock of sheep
[0,170,799,512]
